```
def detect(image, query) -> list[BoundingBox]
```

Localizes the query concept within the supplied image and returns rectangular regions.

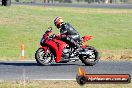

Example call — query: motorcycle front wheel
[35,48,54,66]
[79,46,100,66]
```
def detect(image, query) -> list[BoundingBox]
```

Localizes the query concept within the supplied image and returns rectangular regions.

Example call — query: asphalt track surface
[0,61,132,80]
[12,2,132,9]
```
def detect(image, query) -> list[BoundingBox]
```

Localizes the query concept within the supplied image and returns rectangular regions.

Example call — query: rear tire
[79,46,100,66]
[35,48,54,66]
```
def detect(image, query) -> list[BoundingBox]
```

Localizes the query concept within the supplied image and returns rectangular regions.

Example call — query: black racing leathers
[60,23,81,48]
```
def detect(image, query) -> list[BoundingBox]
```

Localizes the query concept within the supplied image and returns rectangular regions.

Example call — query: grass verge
[0,80,131,88]
[0,5,132,60]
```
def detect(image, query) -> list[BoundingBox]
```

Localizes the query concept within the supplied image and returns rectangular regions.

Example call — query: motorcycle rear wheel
[35,48,54,66]
[79,46,100,66]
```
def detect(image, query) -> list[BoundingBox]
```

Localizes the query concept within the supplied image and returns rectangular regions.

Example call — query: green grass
[0,5,132,60]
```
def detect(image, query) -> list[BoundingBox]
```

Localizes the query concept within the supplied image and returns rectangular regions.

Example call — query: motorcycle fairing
[44,38,68,62]
[82,35,93,42]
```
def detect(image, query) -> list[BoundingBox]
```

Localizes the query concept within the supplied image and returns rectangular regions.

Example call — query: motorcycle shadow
[50,63,85,66]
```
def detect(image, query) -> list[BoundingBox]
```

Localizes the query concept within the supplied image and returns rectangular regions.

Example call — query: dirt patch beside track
[100,49,132,61]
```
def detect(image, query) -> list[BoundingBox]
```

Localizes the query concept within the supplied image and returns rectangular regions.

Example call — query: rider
[54,17,81,48]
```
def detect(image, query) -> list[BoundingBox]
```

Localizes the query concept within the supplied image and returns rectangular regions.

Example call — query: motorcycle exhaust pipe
[70,58,80,62]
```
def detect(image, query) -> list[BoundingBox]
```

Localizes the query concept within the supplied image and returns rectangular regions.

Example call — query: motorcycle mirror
[47,27,52,32]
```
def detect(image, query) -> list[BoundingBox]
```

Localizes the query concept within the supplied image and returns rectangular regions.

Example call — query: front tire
[35,48,54,66]
[79,46,100,66]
